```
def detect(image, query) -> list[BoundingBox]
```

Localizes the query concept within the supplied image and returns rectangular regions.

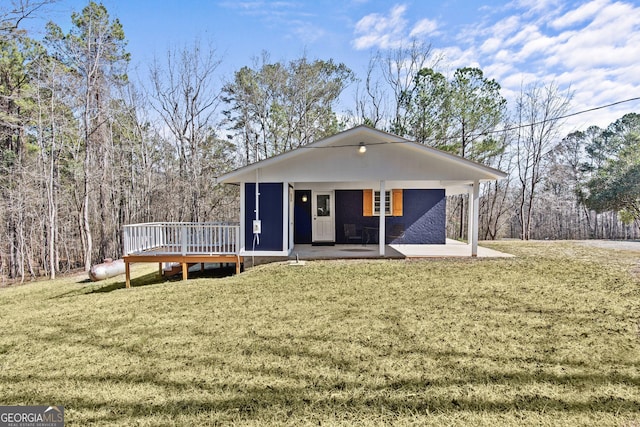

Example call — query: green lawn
[1,241,639,426]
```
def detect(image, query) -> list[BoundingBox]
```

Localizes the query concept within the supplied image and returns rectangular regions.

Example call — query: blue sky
[35,0,640,132]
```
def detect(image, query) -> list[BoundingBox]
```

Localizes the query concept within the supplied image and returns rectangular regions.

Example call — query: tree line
[1,1,638,282]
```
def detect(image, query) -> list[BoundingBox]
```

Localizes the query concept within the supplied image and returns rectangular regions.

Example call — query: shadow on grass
[90,273,161,293]
[238,335,640,388]
[89,265,240,293]
[4,370,640,425]
[8,321,640,424]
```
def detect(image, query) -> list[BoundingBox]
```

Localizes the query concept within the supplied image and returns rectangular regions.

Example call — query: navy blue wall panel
[335,189,446,244]
[402,189,446,244]
[294,190,312,244]
[244,183,283,251]
[335,190,378,243]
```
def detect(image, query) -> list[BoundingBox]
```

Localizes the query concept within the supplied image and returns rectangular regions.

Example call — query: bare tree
[380,40,436,134]
[513,82,572,240]
[0,0,55,37]
[45,1,130,269]
[479,132,514,239]
[357,40,437,132]
[353,58,388,128]
[34,56,60,278]
[149,39,231,222]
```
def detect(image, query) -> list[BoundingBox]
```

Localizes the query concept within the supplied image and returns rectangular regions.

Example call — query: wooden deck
[123,222,243,288]
[123,253,243,287]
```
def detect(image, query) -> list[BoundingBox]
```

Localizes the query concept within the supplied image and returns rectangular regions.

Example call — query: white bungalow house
[216,125,507,258]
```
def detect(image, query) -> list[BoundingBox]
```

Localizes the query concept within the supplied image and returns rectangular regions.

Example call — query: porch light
[301,194,308,202]
[358,142,367,154]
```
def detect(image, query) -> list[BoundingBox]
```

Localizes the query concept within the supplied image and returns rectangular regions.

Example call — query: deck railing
[123,222,240,256]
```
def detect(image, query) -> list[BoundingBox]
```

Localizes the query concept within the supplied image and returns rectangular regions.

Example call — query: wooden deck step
[162,262,209,278]
[162,263,183,277]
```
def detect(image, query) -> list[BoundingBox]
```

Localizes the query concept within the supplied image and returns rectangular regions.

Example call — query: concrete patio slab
[391,239,514,258]
[283,239,514,261]
[288,244,404,260]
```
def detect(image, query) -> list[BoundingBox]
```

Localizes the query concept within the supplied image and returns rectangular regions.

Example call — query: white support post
[379,180,386,256]
[467,186,473,248]
[288,185,294,253]
[282,182,289,254]
[470,180,480,257]
[239,182,246,253]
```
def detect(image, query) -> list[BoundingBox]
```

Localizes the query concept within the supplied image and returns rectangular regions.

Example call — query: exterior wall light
[358,142,367,154]
[301,194,308,202]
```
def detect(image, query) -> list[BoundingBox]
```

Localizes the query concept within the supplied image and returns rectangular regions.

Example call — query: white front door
[312,191,335,242]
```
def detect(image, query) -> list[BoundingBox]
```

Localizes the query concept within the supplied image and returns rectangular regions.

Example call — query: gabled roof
[216,125,507,186]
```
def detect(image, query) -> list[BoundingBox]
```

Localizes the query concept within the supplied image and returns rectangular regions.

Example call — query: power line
[441,96,638,143]
[496,96,640,135]
[295,96,640,150]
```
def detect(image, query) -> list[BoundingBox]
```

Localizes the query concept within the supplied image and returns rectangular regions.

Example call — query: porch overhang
[216,126,507,259]
[216,126,507,187]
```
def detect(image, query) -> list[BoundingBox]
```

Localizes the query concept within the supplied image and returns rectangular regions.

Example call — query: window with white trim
[363,189,403,217]
[373,191,392,215]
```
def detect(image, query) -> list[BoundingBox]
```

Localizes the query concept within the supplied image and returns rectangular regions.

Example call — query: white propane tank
[89,258,126,281]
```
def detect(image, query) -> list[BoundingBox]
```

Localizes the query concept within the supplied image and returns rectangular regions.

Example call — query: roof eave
[216,126,508,183]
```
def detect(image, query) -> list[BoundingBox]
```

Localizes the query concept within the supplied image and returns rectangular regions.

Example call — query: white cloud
[220,0,326,46]
[434,0,640,130]
[352,4,440,50]
[410,18,438,38]
[432,46,480,72]
[506,0,563,16]
[545,2,640,69]
[500,71,541,90]
[562,71,640,131]
[220,1,302,15]
[516,34,556,61]
[494,49,512,62]
[480,37,502,54]
[550,0,606,29]
[503,24,540,49]
[349,0,640,130]
[491,15,522,38]
[483,61,516,82]
[353,4,409,50]
[291,21,326,43]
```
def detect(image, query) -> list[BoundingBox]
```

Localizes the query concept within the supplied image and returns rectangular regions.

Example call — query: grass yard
[1,241,639,426]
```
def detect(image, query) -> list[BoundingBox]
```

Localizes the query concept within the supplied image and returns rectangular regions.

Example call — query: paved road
[575,240,640,252]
